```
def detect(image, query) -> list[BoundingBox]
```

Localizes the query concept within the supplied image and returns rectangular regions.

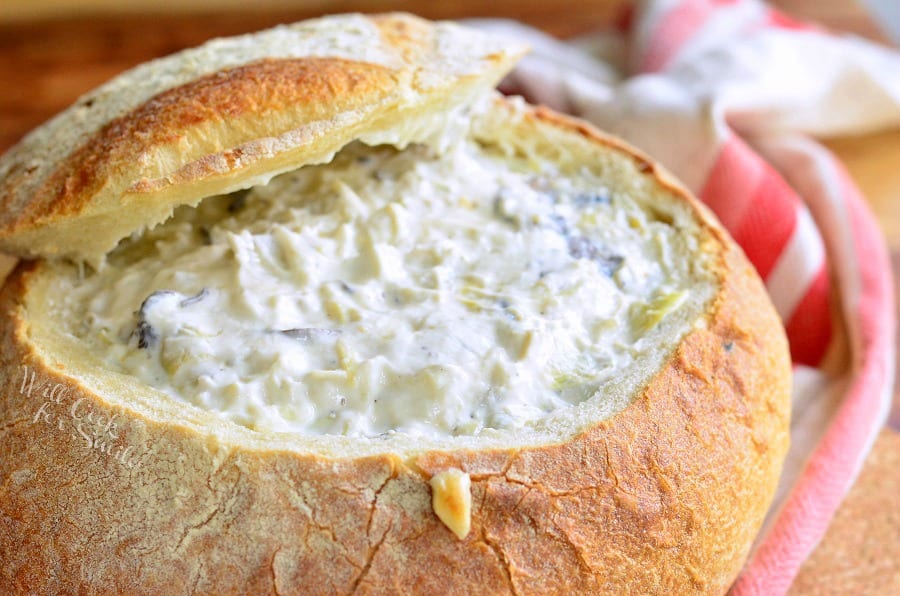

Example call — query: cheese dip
[63,136,699,437]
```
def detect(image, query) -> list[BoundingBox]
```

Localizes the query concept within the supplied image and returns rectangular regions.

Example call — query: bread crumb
[430,468,471,539]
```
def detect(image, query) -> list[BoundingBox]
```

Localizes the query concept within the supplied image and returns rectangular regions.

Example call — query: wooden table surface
[0,0,897,591]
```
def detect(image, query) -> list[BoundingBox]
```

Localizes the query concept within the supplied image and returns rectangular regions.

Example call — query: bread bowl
[0,12,791,594]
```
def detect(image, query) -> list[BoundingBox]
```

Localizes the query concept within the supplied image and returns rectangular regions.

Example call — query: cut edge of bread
[17,98,728,459]
[0,13,525,263]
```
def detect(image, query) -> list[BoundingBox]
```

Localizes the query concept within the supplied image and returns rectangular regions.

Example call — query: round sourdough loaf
[0,13,790,594]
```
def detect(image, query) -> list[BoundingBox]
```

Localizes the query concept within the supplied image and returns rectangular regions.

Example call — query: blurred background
[0,1,893,153]
[0,1,898,592]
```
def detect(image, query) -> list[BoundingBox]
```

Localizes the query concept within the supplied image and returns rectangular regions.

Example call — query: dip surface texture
[58,135,704,437]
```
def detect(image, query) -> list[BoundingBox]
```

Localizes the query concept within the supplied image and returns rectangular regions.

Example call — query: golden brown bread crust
[0,106,790,593]
[0,14,523,261]
[12,57,396,222]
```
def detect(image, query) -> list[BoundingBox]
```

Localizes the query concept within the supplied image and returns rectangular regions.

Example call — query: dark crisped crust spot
[1,58,396,230]
[372,13,432,63]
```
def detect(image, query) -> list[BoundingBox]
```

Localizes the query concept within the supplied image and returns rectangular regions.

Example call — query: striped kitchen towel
[473,0,897,592]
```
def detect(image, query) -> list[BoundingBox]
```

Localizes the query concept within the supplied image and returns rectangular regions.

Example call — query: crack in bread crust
[0,19,789,591]
[0,171,790,595]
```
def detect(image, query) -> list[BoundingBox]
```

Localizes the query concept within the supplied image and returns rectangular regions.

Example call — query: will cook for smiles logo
[21,364,142,468]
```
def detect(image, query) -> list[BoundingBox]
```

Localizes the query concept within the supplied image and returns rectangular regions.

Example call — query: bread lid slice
[0,13,526,263]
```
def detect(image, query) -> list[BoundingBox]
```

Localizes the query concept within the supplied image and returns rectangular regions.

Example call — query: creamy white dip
[65,137,693,437]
